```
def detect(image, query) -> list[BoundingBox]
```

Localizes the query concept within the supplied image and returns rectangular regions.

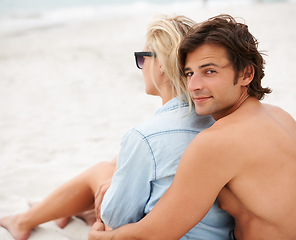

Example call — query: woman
[0,15,234,240]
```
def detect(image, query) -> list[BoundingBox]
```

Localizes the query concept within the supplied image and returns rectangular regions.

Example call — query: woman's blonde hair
[145,15,196,103]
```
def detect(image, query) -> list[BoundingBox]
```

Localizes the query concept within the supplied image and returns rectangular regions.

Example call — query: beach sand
[0,2,295,239]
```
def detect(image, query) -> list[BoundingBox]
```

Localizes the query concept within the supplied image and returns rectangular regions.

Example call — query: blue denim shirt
[101,97,234,239]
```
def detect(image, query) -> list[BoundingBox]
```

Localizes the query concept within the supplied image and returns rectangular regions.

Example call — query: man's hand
[88,220,110,240]
[91,220,106,231]
[95,178,112,221]
[88,220,115,240]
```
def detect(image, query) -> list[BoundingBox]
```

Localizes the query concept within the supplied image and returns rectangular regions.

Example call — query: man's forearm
[88,222,145,240]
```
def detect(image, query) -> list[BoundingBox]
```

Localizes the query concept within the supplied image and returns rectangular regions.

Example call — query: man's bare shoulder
[263,103,293,115]
[188,120,246,162]
[185,112,259,179]
[198,116,245,143]
[263,103,296,122]
[262,103,296,137]
[180,120,245,190]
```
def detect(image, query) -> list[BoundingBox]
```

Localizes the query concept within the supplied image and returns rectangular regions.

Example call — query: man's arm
[89,130,237,240]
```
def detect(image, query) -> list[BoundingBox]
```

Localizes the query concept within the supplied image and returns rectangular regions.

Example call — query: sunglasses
[134,51,157,69]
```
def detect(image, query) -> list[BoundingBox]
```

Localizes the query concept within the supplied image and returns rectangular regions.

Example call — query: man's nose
[187,73,204,92]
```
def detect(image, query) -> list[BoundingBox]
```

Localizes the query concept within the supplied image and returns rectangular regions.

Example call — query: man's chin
[194,106,211,116]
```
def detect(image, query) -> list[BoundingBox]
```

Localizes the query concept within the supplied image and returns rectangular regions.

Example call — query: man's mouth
[192,96,212,103]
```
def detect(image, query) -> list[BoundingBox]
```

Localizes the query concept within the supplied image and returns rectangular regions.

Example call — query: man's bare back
[216,98,296,239]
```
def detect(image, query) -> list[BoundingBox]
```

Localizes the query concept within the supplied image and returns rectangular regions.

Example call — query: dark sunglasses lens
[136,55,144,69]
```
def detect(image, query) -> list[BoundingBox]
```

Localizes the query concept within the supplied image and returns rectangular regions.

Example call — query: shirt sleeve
[100,128,155,229]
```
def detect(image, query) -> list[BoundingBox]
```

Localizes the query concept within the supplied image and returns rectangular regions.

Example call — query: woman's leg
[0,158,117,240]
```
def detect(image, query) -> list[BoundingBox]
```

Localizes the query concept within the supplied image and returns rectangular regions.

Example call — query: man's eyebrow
[184,63,219,72]
[183,67,191,72]
[199,63,219,68]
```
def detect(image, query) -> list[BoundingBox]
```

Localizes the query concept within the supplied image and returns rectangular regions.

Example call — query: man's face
[184,43,243,120]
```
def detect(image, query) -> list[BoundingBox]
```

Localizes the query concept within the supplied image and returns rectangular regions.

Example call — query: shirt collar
[155,96,189,115]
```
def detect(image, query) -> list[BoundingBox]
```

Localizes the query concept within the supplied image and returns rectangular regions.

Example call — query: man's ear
[241,65,254,86]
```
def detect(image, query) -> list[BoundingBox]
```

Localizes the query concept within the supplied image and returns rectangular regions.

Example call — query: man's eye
[185,72,193,77]
[206,69,216,74]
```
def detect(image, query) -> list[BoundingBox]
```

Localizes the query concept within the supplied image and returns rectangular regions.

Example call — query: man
[89,14,296,240]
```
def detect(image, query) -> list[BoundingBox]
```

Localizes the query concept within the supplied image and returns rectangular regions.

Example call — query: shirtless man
[88,14,296,240]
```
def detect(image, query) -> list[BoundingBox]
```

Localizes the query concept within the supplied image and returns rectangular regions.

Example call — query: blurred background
[0,1,295,238]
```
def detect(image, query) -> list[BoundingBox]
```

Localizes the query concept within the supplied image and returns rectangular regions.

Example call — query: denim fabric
[101,97,234,239]
[229,230,236,240]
